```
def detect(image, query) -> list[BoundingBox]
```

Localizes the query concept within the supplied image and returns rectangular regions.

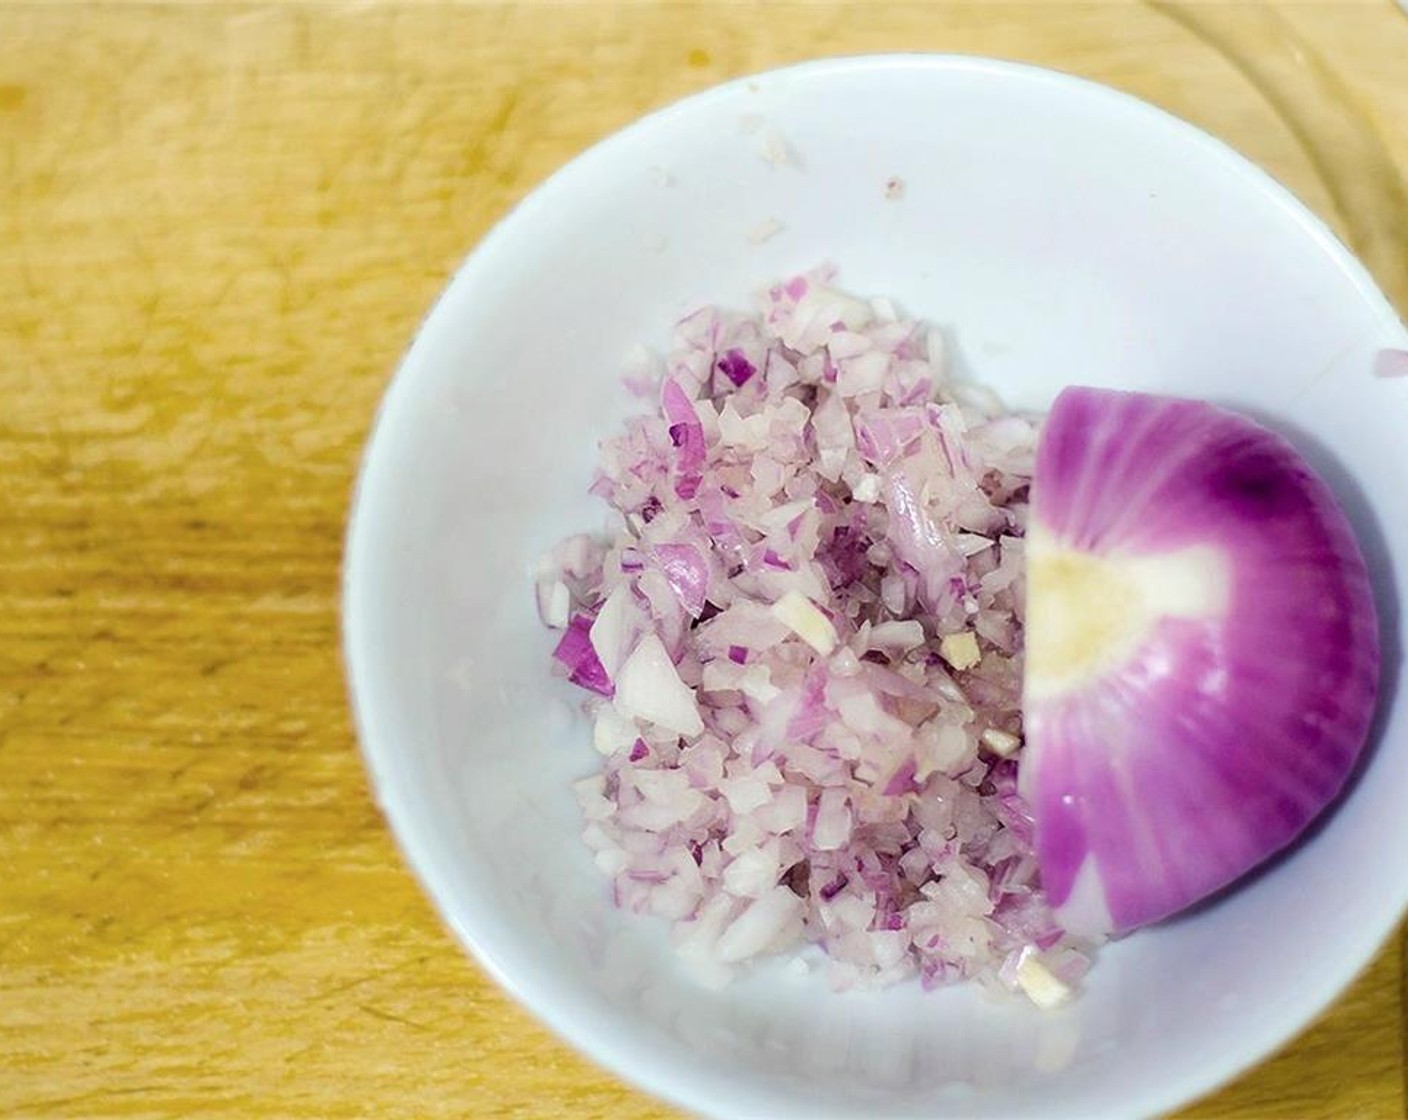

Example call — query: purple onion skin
[653,542,709,618]
[718,349,756,387]
[552,613,615,698]
[1026,387,1380,936]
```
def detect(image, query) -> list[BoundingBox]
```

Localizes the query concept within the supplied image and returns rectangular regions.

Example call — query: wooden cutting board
[1,3,1404,1117]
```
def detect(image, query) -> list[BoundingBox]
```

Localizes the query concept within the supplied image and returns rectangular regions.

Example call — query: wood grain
[1,3,1404,1117]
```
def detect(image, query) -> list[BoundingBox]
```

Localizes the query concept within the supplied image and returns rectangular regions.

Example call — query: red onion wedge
[1024,387,1380,936]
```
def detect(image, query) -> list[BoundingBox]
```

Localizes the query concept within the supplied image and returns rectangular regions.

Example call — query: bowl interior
[345,56,1408,1119]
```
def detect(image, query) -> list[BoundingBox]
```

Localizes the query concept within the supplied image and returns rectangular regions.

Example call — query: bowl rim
[343,51,1408,1120]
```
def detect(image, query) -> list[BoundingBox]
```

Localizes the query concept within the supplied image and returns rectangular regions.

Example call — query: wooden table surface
[2,2,1405,1116]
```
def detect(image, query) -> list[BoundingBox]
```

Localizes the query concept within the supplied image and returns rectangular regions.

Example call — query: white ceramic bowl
[344,56,1408,1119]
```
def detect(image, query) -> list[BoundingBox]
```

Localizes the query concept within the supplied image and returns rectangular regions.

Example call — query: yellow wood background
[2,2,1405,1116]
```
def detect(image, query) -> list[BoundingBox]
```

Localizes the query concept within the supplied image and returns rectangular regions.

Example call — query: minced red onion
[538,266,1101,1002]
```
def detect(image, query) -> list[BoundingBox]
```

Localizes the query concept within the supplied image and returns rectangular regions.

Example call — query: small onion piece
[553,614,614,697]
[1373,348,1408,379]
[1023,386,1380,936]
